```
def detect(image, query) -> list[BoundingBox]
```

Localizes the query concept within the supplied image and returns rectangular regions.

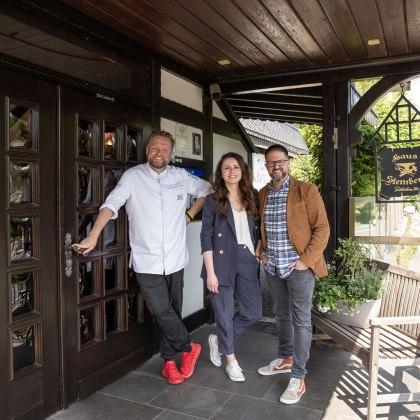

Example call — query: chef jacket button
[218,233,222,237]
[219,250,224,254]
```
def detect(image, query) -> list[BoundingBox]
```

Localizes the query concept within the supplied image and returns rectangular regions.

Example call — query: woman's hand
[207,273,219,294]
[258,254,268,266]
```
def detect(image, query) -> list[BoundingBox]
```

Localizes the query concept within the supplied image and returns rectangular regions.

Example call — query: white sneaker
[208,334,222,367]
[225,360,245,382]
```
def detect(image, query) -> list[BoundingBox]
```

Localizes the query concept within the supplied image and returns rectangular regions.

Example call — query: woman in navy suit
[201,152,262,382]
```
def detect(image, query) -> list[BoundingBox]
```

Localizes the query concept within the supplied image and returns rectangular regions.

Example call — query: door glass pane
[79,262,94,298]
[126,128,140,161]
[80,307,96,345]
[10,217,33,261]
[9,102,36,149]
[105,257,117,290]
[78,165,96,204]
[12,325,35,372]
[128,259,136,285]
[78,213,96,245]
[78,119,97,157]
[104,168,124,199]
[104,125,123,160]
[127,291,138,324]
[105,299,118,333]
[11,272,35,318]
[10,161,33,204]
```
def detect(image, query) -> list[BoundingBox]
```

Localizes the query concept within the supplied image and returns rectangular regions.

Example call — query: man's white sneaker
[208,334,222,367]
[225,360,245,382]
[280,378,306,404]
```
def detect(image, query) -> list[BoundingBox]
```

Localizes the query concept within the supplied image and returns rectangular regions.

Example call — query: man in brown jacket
[256,144,329,404]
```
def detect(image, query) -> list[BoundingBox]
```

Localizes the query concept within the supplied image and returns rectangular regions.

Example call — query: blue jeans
[265,268,315,379]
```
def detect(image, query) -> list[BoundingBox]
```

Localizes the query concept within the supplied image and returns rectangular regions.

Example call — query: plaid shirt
[262,176,299,278]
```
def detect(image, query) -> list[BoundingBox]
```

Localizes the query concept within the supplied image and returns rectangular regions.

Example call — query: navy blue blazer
[200,194,259,286]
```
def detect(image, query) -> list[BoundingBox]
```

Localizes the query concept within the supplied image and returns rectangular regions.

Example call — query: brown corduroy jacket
[259,176,330,278]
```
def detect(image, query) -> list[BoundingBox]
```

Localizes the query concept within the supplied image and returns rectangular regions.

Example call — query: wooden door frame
[58,86,154,407]
[0,67,61,419]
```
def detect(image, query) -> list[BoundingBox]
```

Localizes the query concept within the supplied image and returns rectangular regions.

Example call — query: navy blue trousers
[210,245,262,355]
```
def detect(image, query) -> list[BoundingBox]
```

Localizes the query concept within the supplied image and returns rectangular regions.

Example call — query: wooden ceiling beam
[230,86,322,98]
[218,57,420,94]
[226,94,322,107]
[231,103,322,115]
[236,109,322,122]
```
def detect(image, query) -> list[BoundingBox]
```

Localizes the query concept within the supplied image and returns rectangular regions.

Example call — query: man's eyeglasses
[266,159,289,168]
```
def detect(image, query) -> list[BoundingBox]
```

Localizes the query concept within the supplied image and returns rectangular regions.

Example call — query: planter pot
[323,298,382,328]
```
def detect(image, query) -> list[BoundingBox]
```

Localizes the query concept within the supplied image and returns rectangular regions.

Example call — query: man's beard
[148,156,168,170]
[272,171,288,183]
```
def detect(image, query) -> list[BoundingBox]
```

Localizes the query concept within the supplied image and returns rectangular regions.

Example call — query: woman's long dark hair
[212,152,258,219]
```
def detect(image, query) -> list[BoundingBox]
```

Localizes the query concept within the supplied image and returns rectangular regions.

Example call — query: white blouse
[232,209,255,255]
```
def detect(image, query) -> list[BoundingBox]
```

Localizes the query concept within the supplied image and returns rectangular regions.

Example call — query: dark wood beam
[216,98,257,153]
[348,73,414,146]
[218,57,420,94]
[230,87,322,98]
[160,97,204,129]
[226,94,322,107]
[235,110,322,122]
[231,103,322,115]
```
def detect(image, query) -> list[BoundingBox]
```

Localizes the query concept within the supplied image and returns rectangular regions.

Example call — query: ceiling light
[367,38,380,46]
[218,59,230,65]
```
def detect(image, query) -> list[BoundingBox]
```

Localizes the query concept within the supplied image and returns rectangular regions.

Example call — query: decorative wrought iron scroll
[368,83,420,203]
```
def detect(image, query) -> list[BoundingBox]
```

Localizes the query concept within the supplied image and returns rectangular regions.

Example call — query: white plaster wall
[212,134,247,171]
[160,117,204,161]
[183,222,204,317]
[161,69,203,112]
[212,101,226,120]
[159,116,205,317]
[253,153,271,190]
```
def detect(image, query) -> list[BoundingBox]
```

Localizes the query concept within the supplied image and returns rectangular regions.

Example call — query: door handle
[64,232,73,277]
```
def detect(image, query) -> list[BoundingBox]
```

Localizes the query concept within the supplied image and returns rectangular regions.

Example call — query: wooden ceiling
[58,0,420,84]
[2,0,420,124]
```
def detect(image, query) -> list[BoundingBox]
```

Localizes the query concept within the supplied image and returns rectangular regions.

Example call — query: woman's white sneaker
[225,360,245,382]
[208,334,222,367]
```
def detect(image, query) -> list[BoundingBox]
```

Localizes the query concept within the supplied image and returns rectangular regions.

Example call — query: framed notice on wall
[174,123,203,160]
[192,133,201,155]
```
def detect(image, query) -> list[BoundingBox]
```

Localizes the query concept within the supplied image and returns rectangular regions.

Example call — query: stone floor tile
[98,371,169,403]
[196,367,278,398]
[149,382,231,418]
[212,394,322,420]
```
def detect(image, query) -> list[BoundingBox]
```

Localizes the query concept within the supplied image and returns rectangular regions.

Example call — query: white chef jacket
[100,163,211,275]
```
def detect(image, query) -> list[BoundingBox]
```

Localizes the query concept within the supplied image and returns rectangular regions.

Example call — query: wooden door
[0,69,60,419]
[60,87,154,404]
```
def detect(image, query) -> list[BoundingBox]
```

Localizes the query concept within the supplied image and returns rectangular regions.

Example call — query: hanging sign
[380,146,420,197]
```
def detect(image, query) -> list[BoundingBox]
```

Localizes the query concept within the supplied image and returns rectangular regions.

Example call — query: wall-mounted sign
[174,123,203,160]
[379,146,420,198]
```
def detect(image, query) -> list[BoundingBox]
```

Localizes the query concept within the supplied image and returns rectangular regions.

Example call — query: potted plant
[313,237,387,328]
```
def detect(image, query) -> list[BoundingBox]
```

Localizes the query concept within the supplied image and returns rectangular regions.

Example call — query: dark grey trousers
[265,268,315,379]
[136,269,191,361]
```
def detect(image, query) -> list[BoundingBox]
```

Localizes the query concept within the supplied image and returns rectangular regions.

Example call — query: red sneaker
[162,360,184,385]
[180,343,201,378]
